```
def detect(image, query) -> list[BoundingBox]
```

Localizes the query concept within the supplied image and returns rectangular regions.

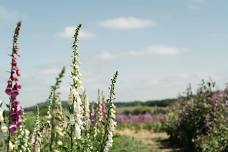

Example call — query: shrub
[164,80,228,151]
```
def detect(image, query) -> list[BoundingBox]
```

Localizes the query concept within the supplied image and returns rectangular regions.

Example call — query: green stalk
[69,24,82,152]
[48,67,65,151]
[32,106,40,149]
[6,104,11,152]
[100,71,118,152]
[49,91,55,152]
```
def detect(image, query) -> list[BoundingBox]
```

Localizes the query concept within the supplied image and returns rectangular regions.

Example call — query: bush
[164,80,228,151]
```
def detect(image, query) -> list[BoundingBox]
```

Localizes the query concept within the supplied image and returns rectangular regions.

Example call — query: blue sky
[1,0,228,107]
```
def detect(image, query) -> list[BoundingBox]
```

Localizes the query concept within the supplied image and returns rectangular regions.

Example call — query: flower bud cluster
[5,22,23,133]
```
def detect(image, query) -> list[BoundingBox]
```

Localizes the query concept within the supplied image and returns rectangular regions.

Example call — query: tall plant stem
[6,21,22,152]
[47,67,65,151]
[100,71,118,152]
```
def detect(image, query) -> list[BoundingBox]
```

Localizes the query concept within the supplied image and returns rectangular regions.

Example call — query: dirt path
[116,129,181,152]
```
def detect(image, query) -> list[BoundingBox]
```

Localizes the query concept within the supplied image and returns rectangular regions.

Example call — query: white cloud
[192,0,205,3]
[95,52,115,61]
[188,5,200,10]
[58,26,95,39]
[100,17,157,30]
[38,66,60,76]
[137,46,183,56]
[95,46,187,61]
[137,72,226,100]
[189,0,206,10]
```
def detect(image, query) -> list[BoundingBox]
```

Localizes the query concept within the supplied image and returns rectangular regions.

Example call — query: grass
[114,129,181,152]
[111,135,160,152]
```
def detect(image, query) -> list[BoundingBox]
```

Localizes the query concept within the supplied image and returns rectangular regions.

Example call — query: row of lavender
[116,113,165,123]
[115,112,165,132]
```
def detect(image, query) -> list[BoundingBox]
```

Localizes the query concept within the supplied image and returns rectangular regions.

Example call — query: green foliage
[194,125,228,152]
[163,111,178,137]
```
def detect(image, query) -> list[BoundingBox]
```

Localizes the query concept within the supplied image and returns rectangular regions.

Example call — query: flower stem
[100,71,118,152]
[6,21,22,152]
[48,67,65,151]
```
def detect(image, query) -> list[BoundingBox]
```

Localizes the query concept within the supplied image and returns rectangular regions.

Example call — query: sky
[1,0,228,107]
